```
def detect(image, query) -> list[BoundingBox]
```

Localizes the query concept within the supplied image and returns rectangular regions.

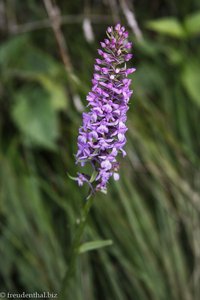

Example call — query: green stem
[58,193,95,300]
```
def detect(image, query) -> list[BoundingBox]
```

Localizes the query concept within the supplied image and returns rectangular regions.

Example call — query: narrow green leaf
[89,170,98,183]
[79,240,113,254]
[67,173,77,181]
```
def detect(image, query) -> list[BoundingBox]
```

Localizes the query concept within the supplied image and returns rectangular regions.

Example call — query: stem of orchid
[58,192,95,300]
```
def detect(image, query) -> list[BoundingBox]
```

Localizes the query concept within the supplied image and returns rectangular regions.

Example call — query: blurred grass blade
[79,240,113,253]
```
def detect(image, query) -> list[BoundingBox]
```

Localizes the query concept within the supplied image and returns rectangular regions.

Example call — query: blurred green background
[0,0,200,299]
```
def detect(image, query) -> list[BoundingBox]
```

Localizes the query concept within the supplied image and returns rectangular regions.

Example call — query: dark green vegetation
[0,1,200,299]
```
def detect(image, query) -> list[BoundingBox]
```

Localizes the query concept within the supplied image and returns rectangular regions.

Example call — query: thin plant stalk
[58,193,95,300]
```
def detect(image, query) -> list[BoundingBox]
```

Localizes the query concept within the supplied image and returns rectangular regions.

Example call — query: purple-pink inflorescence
[75,23,136,193]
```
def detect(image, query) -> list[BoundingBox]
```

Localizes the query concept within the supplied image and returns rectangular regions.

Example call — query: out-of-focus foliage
[0,0,200,300]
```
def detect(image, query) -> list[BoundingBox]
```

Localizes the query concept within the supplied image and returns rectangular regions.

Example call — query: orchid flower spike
[75,23,136,193]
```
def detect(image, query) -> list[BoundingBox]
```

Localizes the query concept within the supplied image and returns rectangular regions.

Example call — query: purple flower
[75,23,135,193]
[76,173,89,186]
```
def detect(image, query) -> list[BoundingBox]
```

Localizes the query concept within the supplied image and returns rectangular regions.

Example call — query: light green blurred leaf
[0,36,60,77]
[12,86,59,149]
[79,240,113,253]
[146,18,186,38]
[181,61,200,106]
[0,36,68,112]
[165,46,184,65]
[184,11,200,36]
[38,76,67,111]
[136,39,163,57]
[0,36,28,67]
[134,63,165,97]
